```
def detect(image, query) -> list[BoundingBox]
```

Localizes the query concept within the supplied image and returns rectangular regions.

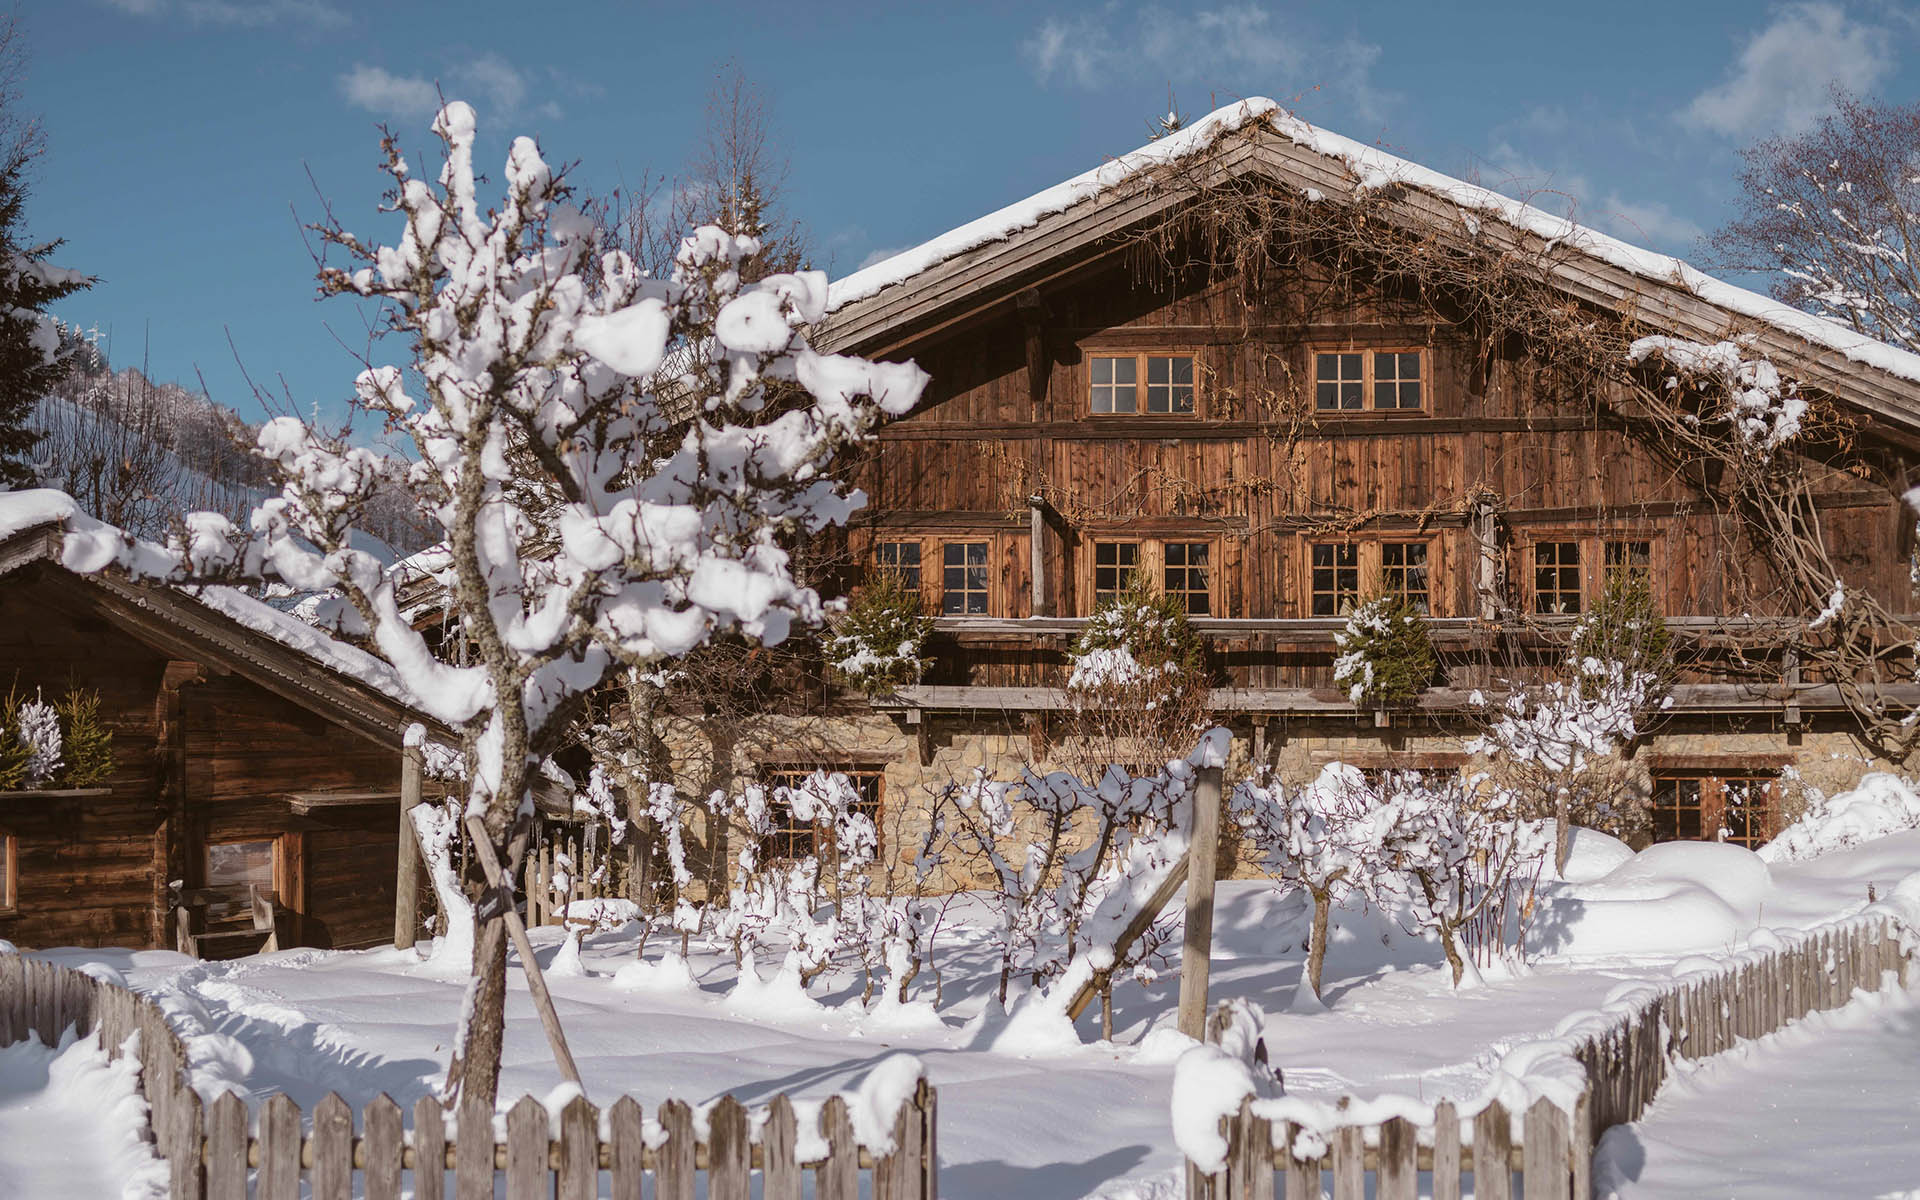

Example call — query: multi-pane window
[1310,543,1361,615]
[1381,542,1430,613]
[1314,352,1364,411]
[941,542,989,615]
[1164,543,1211,614]
[1091,353,1196,415]
[762,770,883,862]
[1315,349,1426,412]
[1653,773,1778,848]
[1093,542,1140,605]
[1145,356,1196,413]
[874,541,922,591]
[1089,356,1138,414]
[1533,541,1583,614]
[1604,539,1652,585]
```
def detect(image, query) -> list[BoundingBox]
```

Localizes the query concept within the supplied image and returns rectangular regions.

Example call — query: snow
[0,1029,167,1199]
[828,99,1920,393]
[1594,979,1920,1199]
[1760,772,1920,863]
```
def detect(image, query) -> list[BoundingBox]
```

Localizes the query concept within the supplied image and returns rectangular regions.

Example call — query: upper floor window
[1093,541,1140,605]
[942,541,990,614]
[875,541,922,591]
[1314,348,1426,412]
[1380,541,1430,614]
[1163,543,1211,615]
[1310,543,1361,615]
[1090,353,1196,415]
[1533,540,1582,615]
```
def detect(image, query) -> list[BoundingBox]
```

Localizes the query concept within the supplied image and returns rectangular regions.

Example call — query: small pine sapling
[1332,594,1436,709]
[0,685,30,790]
[54,686,112,787]
[827,573,934,695]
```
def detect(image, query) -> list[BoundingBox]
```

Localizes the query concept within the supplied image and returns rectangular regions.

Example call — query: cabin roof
[820,98,1920,436]
[0,490,434,749]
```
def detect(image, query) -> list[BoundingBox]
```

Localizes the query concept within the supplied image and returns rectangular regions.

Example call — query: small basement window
[762,769,884,862]
[1090,353,1196,415]
[1653,772,1780,849]
[1314,348,1426,412]
[941,542,990,615]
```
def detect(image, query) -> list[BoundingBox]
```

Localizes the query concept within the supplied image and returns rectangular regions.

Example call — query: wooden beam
[1028,498,1048,617]
[463,815,585,1090]
[395,744,424,950]
[284,790,401,815]
[1177,765,1225,1040]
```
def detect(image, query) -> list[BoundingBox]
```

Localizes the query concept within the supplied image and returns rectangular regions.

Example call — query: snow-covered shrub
[1061,577,1211,791]
[1331,594,1435,708]
[1759,772,1920,863]
[14,689,60,787]
[1570,568,1672,697]
[827,574,933,695]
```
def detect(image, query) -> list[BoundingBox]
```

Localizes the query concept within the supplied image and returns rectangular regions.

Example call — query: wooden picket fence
[0,951,939,1199]
[1189,915,1912,1200]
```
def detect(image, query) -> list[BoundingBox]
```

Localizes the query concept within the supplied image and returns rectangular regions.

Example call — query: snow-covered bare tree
[71,101,925,1106]
[1709,91,1920,353]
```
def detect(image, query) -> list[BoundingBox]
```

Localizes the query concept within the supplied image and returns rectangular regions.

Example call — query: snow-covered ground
[0,1030,166,1199]
[14,827,1909,1200]
[1595,980,1920,1199]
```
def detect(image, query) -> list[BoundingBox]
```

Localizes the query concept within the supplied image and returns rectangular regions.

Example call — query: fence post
[1432,1101,1462,1200]
[456,1091,497,1200]
[658,1098,697,1200]
[505,1096,546,1200]
[258,1094,302,1200]
[169,1084,204,1200]
[206,1092,248,1200]
[363,1094,404,1200]
[1475,1103,1512,1200]
[1521,1099,1568,1200]
[709,1095,751,1200]
[818,1095,857,1200]
[1177,765,1225,1040]
[312,1093,355,1200]
[395,742,425,949]
[413,1095,448,1200]
[1378,1116,1416,1200]
[609,1095,647,1200]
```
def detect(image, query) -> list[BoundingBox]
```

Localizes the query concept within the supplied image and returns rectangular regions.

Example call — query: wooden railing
[1187,915,1912,1200]
[0,951,938,1199]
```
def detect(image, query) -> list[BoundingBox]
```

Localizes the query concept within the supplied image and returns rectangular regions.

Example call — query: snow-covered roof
[826,98,1920,397]
[0,488,424,733]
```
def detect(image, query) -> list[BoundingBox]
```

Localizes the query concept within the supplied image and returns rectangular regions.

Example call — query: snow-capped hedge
[1760,773,1920,864]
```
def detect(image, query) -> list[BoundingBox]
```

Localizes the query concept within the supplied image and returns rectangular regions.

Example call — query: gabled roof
[0,490,432,749]
[819,98,1920,438]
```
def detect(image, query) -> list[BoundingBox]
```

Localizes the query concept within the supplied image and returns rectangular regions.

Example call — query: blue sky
[22,0,1920,426]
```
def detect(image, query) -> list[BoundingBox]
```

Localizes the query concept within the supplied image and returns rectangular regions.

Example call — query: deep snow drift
[21,823,1908,1200]
[0,1029,166,1199]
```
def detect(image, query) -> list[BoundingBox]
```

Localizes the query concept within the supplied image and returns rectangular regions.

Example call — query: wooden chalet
[773,98,1920,854]
[0,512,435,957]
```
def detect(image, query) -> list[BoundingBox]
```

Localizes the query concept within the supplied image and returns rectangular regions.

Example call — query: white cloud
[1686,3,1892,138]
[104,0,349,26]
[1021,4,1384,117]
[857,246,906,271]
[339,65,441,121]
[338,56,560,124]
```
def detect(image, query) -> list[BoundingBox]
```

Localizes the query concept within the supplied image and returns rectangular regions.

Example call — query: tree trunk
[1307,889,1332,998]
[445,915,509,1108]
[1554,790,1572,876]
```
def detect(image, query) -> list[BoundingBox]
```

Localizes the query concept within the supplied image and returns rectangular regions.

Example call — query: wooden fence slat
[922,1082,939,1200]
[167,1080,204,1200]
[206,1091,249,1200]
[608,1095,646,1200]
[1231,1096,1275,1200]
[1281,1123,1316,1200]
[818,1094,858,1200]
[559,1095,597,1200]
[1475,1102,1512,1200]
[456,1092,496,1200]
[763,1094,802,1200]
[311,1092,355,1200]
[414,1095,448,1200]
[1330,1125,1363,1200]
[1571,1091,1592,1200]
[0,955,17,1044]
[1432,1101,1462,1200]
[506,1095,548,1200]
[710,1095,752,1200]
[364,1093,404,1200]
[1522,1098,1568,1200]
[877,1091,920,1200]
[657,1098,695,1200]
[258,1093,302,1200]
[1377,1116,1416,1200]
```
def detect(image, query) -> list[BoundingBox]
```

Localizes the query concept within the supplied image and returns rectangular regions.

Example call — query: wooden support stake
[1177,765,1225,1040]
[396,743,425,949]
[465,815,585,1088]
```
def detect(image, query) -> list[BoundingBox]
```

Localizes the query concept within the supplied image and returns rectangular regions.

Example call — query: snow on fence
[1181,914,1913,1200]
[0,951,939,1199]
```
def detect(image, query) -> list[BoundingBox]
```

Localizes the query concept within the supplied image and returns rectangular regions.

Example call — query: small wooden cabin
[0,519,428,957]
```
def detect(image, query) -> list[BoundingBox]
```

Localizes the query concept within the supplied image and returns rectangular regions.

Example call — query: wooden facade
[0,527,428,955]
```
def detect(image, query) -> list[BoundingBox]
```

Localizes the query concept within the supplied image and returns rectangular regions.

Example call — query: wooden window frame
[1084,350,1200,418]
[1091,540,1142,607]
[858,531,1023,619]
[0,825,14,913]
[1310,345,1430,415]
[939,538,994,616]
[761,768,885,864]
[1079,537,1219,616]
[1652,770,1781,849]
[1162,540,1215,617]
[873,540,923,593]
[1299,535,1445,617]
[1517,530,1665,613]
